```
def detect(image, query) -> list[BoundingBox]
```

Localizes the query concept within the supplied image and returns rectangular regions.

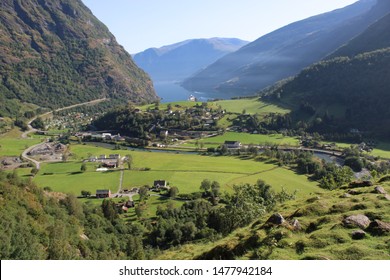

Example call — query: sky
[81,0,359,54]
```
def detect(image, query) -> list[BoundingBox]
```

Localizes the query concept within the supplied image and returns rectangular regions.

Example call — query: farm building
[102,162,117,168]
[109,154,120,159]
[96,189,111,198]
[224,141,242,149]
[153,180,167,189]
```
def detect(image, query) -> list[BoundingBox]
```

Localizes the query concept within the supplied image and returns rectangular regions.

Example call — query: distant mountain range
[263,5,390,138]
[133,38,248,82]
[0,0,157,117]
[182,0,389,96]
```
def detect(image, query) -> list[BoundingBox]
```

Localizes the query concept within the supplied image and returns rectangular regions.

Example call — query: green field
[0,129,42,157]
[33,143,320,198]
[34,161,120,195]
[192,132,300,147]
[369,142,390,159]
[213,98,290,115]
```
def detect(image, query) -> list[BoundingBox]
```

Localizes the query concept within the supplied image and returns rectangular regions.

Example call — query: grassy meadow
[33,143,320,200]
[213,98,290,115]
[0,128,42,157]
[181,132,300,149]
[34,161,121,195]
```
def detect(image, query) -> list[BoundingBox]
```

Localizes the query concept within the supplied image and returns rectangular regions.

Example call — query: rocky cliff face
[0,0,157,116]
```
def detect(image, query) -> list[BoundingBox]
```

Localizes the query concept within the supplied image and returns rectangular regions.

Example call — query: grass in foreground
[157,181,390,260]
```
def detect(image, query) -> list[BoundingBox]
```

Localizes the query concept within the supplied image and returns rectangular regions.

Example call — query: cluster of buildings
[88,154,121,169]
[27,143,67,156]
[75,132,126,142]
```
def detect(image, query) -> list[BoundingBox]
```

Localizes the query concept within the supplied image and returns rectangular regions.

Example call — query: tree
[138,186,149,201]
[81,190,91,197]
[31,117,45,130]
[80,162,87,173]
[124,154,133,170]
[211,181,220,198]
[200,179,211,195]
[101,199,118,222]
[63,194,84,219]
[344,156,364,172]
[219,144,228,155]
[169,186,179,198]
[31,167,39,176]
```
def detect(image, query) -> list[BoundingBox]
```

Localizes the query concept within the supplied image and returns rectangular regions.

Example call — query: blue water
[153,80,214,103]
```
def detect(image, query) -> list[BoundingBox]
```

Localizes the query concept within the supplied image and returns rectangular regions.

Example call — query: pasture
[182,132,300,148]
[0,129,41,157]
[33,143,320,199]
[213,98,290,115]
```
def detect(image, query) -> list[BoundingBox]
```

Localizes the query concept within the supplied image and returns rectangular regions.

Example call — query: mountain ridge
[0,0,157,117]
[182,0,386,96]
[133,38,248,82]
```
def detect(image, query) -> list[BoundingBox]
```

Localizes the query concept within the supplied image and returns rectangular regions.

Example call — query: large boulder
[266,213,285,225]
[351,230,366,240]
[367,220,390,236]
[348,180,373,188]
[291,219,302,231]
[343,214,371,229]
[374,186,387,194]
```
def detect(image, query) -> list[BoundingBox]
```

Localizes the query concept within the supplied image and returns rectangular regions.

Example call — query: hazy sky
[82,0,358,54]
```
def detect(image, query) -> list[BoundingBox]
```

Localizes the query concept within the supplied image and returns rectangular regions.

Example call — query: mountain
[133,38,248,82]
[182,0,388,97]
[263,10,390,138]
[0,0,157,117]
[330,6,390,58]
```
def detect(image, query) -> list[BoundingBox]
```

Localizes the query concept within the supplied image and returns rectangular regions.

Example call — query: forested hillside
[0,171,147,259]
[263,8,390,139]
[0,0,157,117]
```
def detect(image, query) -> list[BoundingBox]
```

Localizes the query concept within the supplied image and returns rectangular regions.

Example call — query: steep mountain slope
[330,9,390,58]
[0,0,157,117]
[263,11,390,138]
[133,38,248,82]
[182,0,388,96]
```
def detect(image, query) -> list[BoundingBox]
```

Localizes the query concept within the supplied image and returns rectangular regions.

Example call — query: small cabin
[96,189,111,198]
[153,180,167,189]
[224,141,242,149]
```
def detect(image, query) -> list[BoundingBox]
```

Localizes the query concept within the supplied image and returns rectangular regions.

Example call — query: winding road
[20,98,108,169]
[22,98,108,139]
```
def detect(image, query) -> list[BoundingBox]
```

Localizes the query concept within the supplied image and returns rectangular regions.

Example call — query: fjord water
[154,80,239,102]
[153,80,211,102]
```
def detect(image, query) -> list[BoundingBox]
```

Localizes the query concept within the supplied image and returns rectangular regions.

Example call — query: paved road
[20,98,109,168]
[21,142,44,170]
